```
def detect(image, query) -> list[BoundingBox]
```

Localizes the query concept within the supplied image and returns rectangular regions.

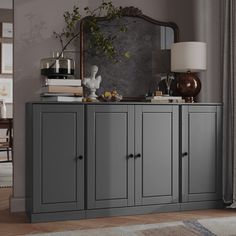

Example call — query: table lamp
[171,42,206,102]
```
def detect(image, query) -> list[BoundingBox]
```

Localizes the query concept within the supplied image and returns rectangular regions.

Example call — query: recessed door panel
[135,105,179,206]
[142,112,172,197]
[189,113,216,194]
[87,105,134,209]
[95,112,128,200]
[33,105,84,213]
[181,105,222,202]
[41,112,77,204]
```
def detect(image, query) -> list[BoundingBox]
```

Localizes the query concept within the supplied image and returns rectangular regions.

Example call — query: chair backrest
[0,118,13,148]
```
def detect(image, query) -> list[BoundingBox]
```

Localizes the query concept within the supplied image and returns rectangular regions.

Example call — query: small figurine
[82,65,102,100]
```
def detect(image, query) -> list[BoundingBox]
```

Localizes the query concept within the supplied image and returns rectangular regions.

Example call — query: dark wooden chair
[0,118,13,163]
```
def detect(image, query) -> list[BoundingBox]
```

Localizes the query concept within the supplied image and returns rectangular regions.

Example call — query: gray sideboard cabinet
[87,105,179,210]
[181,105,222,209]
[26,103,222,222]
[26,104,85,222]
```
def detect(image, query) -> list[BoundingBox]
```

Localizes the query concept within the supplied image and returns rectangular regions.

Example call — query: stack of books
[40,79,83,102]
[146,96,185,103]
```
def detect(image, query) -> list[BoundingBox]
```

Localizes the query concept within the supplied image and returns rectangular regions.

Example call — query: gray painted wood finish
[30,199,222,223]
[135,105,179,205]
[181,105,222,202]
[87,105,135,209]
[87,105,179,209]
[26,103,33,214]
[26,103,222,222]
[32,104,84,213]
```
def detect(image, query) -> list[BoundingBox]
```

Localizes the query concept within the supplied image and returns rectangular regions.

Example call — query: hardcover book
[41,96,83,102]
[45,79,81,86]
[41,86,83,95]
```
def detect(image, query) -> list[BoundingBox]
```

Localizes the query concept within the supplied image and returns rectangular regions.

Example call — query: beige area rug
[0,162,12,187]
[25,216,236,236]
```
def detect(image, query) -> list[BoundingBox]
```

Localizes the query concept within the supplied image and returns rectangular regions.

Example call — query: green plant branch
[53,1,129,62]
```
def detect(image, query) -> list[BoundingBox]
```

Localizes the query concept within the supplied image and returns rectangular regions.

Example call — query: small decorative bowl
[98,91,123,102]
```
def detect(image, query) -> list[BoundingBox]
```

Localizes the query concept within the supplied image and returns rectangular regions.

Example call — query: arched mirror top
[80,6,179,99]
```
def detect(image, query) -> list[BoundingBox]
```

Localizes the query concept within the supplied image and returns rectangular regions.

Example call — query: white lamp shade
[171,42,206,72]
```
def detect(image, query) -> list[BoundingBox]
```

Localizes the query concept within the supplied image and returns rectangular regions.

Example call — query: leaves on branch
[54,0,129,62]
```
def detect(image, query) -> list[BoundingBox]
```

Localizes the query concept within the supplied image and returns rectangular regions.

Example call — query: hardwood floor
[1,188,236,236]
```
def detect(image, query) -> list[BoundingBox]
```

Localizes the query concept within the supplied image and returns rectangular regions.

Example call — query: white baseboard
[10,196,25,212]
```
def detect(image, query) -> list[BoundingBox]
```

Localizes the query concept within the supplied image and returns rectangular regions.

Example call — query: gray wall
[12,0,221,211]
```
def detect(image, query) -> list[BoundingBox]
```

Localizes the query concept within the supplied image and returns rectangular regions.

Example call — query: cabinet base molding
[29,201,223,223]
[86,203,180,219]
[180,201,223,211]
[30,211,86,223]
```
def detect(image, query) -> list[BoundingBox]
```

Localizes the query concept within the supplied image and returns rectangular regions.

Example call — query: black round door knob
[182,152,188,157]
[128,154,134,158]
[78,155,83,160]
[135,153,141,158]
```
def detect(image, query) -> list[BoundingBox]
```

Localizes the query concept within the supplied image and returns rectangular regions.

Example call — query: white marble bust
[82,65,102,99]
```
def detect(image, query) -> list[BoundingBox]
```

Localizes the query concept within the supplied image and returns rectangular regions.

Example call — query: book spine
[43,86,83,95]
[41,97,83,102]
[46,79,81,86]
[150,99,185,103]
[152,96,183,100]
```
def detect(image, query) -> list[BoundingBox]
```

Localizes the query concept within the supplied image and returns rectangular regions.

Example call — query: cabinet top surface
[27,101,222,106]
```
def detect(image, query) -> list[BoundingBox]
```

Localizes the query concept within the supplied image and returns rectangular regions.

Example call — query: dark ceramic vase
[172,72,201,102]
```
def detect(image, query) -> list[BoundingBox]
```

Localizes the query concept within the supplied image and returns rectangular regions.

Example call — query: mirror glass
[82,15,177,98]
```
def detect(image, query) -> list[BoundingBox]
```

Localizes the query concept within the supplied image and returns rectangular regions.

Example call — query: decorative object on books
[171,41,206,103]
[157,73,175,96]
[82,65,101,100]
[155,91,162,96]
[81,6,179,99]
[40,51,75,79]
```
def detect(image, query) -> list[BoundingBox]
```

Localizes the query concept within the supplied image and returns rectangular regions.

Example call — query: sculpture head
[91,65,98,76]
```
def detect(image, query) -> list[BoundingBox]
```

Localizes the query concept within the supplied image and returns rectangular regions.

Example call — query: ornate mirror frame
[79,6,179,99]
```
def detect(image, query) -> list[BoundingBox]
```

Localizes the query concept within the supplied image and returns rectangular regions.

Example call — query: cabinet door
[135,105,179,205]
[181,105,222,202]
[33,104,84,213]
[87,105,134,209]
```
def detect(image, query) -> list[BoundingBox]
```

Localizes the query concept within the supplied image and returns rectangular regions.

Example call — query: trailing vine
[53,1,129,62]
